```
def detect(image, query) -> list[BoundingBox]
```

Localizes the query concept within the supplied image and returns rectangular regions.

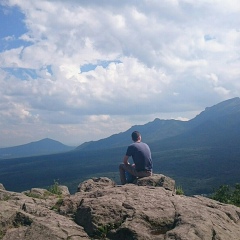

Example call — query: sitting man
[119,131,153,184]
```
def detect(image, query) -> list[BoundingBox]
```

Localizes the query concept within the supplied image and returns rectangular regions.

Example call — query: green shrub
[211,185,231,204]
[98,224,109,239]
[48,180,62,196]
[211,183,240,207]
[176,186,184,195]
[97,223,116,239]
[231,183,240,207]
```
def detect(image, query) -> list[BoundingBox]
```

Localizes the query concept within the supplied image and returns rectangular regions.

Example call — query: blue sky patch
[0,5,29,51]
[44,65,53,75]
[80,60,122,72]
[3,67,38,80]
[0,38,32,52]
[204,34,216,41]
[0,5,27,38]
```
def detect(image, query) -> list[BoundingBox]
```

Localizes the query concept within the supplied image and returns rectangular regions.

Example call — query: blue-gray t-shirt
[126,142,153,172]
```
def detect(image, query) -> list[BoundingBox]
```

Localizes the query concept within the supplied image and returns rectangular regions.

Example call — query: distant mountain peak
[205,97,240,112]
[34,138,61,144]
[0,138,74,159]
[190,97,240,125]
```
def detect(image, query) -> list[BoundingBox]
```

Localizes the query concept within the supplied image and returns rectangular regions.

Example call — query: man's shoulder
[129,142,149,148]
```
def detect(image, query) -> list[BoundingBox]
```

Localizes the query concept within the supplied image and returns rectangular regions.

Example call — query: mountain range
[0,97,240,195]
[0,138,75,159]
[77,97,240,151]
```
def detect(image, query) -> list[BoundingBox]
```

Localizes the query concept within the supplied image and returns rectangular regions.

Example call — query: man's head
[131,131,141,142]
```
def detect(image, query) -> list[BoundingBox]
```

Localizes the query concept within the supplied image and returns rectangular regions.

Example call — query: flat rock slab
[66,177,240,239]
[1,177,240,240]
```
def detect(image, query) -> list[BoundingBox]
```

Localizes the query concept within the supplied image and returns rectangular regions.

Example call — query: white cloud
[0,0,240,147]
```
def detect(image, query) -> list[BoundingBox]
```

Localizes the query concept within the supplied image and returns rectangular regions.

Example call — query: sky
[0,0,240,147]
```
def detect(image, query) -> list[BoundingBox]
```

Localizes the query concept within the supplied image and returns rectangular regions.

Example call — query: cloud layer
[0,0,240,146]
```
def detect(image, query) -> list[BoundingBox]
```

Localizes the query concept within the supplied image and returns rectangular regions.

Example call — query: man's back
[126,142,152,171]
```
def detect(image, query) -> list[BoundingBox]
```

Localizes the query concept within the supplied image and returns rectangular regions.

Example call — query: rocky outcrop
[1,175,240,240]
[0,183,5,190]
[77,177,116,192]
[0,187,90,240]
[136,173,176,192]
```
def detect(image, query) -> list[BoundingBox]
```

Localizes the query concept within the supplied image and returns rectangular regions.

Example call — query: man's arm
[123,155,130,165]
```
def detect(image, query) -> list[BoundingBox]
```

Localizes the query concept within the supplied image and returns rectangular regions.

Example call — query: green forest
[1,142,240,196]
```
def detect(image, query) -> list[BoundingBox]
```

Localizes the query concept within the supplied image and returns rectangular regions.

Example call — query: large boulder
[77,177,115,192]
[24,188,52,198]
[1,176,240,240]
[62,177,240,240]
[58,185,70,196]
[136,174,175,192]
[72,183,240,239]
[0,187,90,240]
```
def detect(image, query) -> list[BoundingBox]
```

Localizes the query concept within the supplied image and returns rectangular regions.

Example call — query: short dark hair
[131,131,141,141]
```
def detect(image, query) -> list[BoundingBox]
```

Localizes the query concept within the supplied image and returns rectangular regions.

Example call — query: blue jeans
[119,163,152,184]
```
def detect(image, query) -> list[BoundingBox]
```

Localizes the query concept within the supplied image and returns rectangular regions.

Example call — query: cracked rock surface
[1,175,240,239]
